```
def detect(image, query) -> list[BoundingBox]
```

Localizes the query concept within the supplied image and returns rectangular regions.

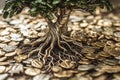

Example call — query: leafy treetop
[3,0,112,19]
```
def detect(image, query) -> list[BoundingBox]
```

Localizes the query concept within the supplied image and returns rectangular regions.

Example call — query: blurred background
[110,0,120,8]
[0,0,5,9]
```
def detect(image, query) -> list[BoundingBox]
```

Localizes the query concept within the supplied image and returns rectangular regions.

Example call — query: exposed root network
[20,27,83,72]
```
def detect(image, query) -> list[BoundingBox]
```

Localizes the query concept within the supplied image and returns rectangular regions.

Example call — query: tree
[3,0,112,71]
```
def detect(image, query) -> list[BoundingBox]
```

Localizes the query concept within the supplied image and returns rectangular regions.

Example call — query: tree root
[20,30,83,72]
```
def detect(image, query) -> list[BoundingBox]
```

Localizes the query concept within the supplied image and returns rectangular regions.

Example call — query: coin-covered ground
[0,8,120,80]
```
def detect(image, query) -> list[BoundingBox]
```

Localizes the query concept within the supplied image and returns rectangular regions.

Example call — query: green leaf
[47,13,54,20]
[16,9,22,14]
[9,9,16,18]
[3,11,9,18]
[106,1,113,11]
[36,0,42,3]
[35,0,46,5]
[3,3,12,10]
[52,0,60,5]
[47,4,53,8]
[29,8,38,16]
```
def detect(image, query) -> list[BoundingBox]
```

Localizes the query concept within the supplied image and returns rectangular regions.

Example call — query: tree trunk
[21,9,83,72]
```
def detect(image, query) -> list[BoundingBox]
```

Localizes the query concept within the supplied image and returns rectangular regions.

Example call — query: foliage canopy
[3,0,112,19]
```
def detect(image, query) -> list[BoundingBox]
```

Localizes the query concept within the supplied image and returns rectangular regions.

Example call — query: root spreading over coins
[20,11,83,72]
[21,27,83,72]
